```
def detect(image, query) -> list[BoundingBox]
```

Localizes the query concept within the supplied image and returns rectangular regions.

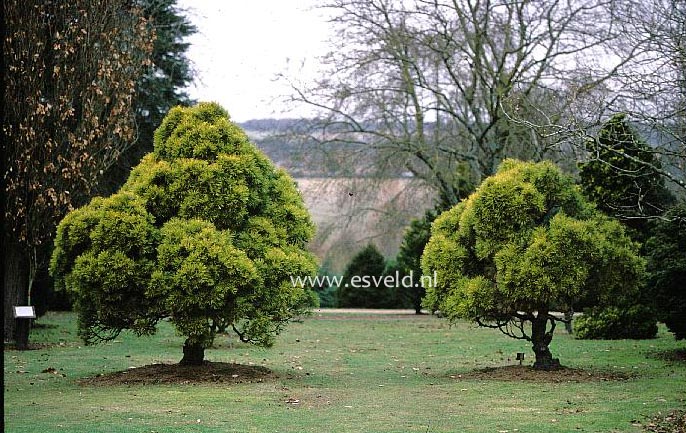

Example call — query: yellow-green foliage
[422,159,644,324]
[51,102,318,347]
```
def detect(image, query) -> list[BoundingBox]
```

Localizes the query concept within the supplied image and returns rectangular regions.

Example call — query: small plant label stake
[13,306,36,350]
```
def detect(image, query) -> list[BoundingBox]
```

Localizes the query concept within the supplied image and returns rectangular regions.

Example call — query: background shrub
[337,244,391,308]
[645,204,686,340]
[575,305,658,340]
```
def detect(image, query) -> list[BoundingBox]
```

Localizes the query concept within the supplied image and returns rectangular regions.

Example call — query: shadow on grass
[32,323,59,329]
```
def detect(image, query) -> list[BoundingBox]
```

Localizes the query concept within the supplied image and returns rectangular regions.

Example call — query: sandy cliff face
[296,177,435,272]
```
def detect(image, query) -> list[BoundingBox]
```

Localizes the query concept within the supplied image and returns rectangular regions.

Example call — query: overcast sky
[176,0,332,122]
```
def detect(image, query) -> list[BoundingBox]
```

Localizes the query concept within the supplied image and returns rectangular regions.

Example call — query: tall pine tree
[395,210,437,313]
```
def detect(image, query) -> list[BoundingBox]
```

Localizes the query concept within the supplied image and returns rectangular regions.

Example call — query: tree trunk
[413,293,423,314]
[564,308,574,334]
[180,339,205,366]
[531,312,561,370]
[3,237,29,348]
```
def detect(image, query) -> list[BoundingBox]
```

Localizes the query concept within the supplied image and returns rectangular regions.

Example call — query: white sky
[176,1,332,122]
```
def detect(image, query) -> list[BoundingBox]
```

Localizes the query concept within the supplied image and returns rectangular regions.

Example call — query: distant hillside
[239,119,437,271]
[297,177,435,273]
[239,119,414,178]
[239,118,305,132]
[240,118,328,177]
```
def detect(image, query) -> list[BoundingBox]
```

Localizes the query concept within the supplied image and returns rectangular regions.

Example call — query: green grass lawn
[4,311,685,433]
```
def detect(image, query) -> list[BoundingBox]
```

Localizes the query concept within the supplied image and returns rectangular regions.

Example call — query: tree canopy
[101,0,197,196]
[422,159,645,369]
[3,0,153,345]
[50,102,318,365]
[645,204,686,340]
[288,0,650,205]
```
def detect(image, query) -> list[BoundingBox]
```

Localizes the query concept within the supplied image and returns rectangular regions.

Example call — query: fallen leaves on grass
[79,362,275,386]
[649,349,686,364]
[643,410,686,433]
[41,367,67,377]
[5,342,72,350]
[452,365,635,383]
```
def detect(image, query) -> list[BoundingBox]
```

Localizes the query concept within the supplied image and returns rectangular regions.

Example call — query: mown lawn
[4,311,685,433]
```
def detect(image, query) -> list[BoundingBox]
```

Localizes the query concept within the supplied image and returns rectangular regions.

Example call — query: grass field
[4,311,685,433]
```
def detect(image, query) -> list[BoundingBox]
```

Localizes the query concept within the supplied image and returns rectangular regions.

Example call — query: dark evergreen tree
[395,210,438,313]
[338,244,389,308]
[579,113,674,242]
[313,261,338,308]
[100,0,197,196]
[645,204,686,340]
[393,172,474,313]
[381,260,413,309]
[576,113,675,340]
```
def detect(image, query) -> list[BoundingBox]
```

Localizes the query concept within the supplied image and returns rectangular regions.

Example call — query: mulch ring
[452,365,636,383]
[79,362,275,386]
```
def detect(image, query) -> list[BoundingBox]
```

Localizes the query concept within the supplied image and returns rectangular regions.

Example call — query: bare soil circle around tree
[79,363,634,386]
[451,365,636,383]
[79,362,276,386]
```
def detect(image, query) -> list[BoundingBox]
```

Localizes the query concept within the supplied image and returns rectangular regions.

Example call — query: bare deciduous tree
[286,0,645,206]
[610,0,686,190]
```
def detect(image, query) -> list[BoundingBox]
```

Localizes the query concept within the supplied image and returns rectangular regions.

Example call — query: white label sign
[13,306,36,319]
